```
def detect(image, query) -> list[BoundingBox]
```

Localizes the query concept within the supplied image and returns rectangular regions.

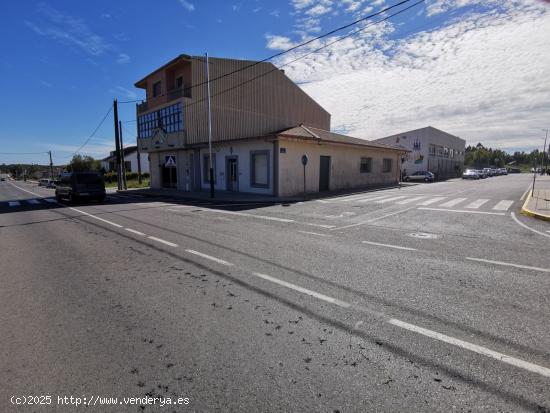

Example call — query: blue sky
[1,0,549,165]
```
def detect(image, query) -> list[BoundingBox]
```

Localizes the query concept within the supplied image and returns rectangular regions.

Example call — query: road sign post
[301,154,308,196]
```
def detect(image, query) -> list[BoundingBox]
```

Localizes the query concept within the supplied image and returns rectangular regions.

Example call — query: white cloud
[265,35,298,50]
[271,1,550,151]
[116,53,130,64]
[179,0,195,11]
[110,86,137,100]
[25,3,112,57]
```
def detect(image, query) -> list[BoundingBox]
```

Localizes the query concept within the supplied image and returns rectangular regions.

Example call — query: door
[319,156,331,192]
[162,165,177,188]
[226,157,238,192]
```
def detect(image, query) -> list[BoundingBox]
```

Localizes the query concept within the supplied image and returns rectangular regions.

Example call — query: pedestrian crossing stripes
[322,194,515,212]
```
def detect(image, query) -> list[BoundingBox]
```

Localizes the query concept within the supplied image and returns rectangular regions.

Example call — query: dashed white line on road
[69,207,124,228]
[388,318,550,378]
[418,207,506,216]
[148,236,178,247]
[252,272,351,308]
[362,240,417,251]
[511,212,550,239]
[298,230,333,237]
[185,249,233,266]
[492,200,514,211]
[465,257,550,273]
[125,228,146,236]
[8,201,20,207]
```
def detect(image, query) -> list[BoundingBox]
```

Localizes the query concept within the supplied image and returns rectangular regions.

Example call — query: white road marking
[27,199,40,205]
[520,188,531,201]
[195,208,294,223]
[43,198,56,203]
[388,318,550,378]
[511,212,550,239]
[416,196,446,206]
[301,222,337,229]
[298,230,333,237]
[333,207,417,230]
[252,272,350,308]
[465,199,489,209]
[148,236,178,247]
[375,196,408,204]
[8,201,21,207]
[125,228,146,236]
[439,197,467,207]
[333,193,376,202]
[396,196,424,205]
[8,182,44,198]
[185,249,233,266]
[69,207,123,228]
[492,200,514,211]
[356,195,395,203]
[362,240,417,251]
[465,257,550,273]
[418,207,506,216]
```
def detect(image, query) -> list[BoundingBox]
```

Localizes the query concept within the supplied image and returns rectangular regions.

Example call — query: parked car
[55,172,106,203]
[462,169,480,180]
[38,178,50,186]
[476,170,487,179]
[483,168,494,177]
[403,171,435,182]
[0,177,6,181]
[499,168,508,175]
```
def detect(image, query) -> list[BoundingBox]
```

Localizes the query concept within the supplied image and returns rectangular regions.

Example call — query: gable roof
[276,125,409,152]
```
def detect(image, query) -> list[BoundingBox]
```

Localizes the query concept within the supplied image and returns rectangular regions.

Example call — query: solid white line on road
[492,200,514,211]
[27,199,40,205]
[465,199,489,209]
[298,230,333,237]
[148,236,178,247]
[388,318,550,378]
[333,207,417,230]
[69,207,124,228]
[362,240,417,251]
[416,197,446,206]
[418,207,506,216]
[511,212,550,239]
[125,228,146,236]
[465,257,550,273]
[166,205,193,209]
[520,187,531,201]
[439,197,467,207]
[396,196,424,205]
[375,196,408,204]
[8,201,21,207]
[252,272,351,308]
[301,222,337,229]
[185,249,233,266]
[8,182,44,198]
[43,198,56,203]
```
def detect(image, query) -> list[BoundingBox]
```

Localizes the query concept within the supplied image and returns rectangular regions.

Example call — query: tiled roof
[276,125,408,152]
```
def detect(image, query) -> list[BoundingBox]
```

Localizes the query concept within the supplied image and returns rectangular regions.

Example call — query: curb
[520,190,550,222]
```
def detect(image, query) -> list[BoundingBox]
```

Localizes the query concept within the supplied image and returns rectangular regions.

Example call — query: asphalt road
[1,175,549,412]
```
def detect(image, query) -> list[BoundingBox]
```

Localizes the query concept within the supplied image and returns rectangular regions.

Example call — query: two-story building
[134,54,406,196]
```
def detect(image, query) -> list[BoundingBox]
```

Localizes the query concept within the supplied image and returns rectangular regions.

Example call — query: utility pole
[113,99,122,190]
[543,129,549,174]
[119,120,127,190]
[206,52,215,198]
[48,150,54,181]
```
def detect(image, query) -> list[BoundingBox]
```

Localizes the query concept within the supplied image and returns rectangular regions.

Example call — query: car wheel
[424,178,430,182]
[404,177,409,182]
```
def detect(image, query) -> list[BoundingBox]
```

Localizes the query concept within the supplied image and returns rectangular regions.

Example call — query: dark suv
[55,172,106,203]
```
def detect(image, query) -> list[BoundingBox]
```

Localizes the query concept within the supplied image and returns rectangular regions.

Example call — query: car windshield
[75,173,102,184]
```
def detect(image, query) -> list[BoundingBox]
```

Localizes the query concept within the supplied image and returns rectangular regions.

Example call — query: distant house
[100,146,150,174]
[374,126,465,180]
[133,54,406,195]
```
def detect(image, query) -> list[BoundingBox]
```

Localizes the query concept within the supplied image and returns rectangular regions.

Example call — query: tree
[66,154,101,172]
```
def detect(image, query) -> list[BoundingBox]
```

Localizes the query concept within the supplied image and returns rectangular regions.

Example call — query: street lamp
[543,129,549,174]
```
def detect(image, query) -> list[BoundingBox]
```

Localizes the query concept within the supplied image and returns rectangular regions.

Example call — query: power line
[73,103,114,155]
[122,0,425,128]
[117,0,415,105]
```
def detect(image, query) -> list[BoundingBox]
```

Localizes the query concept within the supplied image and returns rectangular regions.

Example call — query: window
[203,153,216,184]
[137,102,183,138]
[382,158,392,173]
[360,157,372,173]
[124,161,132,172]
[153,81,161,97]
[251,151,269,187]
[176,76,183,89]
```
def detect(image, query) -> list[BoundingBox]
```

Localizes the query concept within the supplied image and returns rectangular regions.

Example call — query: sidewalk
[521,176,550,221]
[117,183,403,204]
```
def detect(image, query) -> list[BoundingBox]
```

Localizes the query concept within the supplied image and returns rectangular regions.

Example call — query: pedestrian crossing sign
[165,155,177,168]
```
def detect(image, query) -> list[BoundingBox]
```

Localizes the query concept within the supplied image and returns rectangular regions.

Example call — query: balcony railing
[137,101,148,114]
[167,87,191,101]
[136,87,190,114]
